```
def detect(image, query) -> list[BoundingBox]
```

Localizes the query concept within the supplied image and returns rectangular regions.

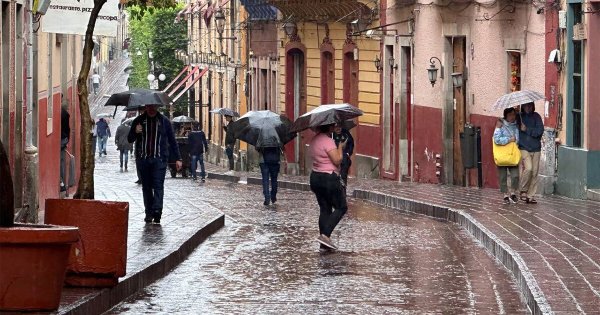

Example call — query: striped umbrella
[492,90,545,111]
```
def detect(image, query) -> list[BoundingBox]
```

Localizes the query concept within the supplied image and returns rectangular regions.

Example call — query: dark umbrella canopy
[291,103,363,132]
[105,88,171,111]
[341,119,357,130]
[172,115,196,123]
[210,107,240,117]
[228,110,296,148]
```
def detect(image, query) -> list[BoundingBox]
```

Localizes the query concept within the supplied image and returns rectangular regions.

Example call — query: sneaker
[153,218,161,224]
[135,180,141,185]
[263,200,270,206]
[201,178,206,183]
[125,167,128,172]
[503,196,510,204]
[316,235,337,249]
[526,197,538,204]
[192,177,198,181]
[510,194,519,204]
[271,196,277,204]
[224,170,235,176]
[144,216,153,223]
[120,167,123,173]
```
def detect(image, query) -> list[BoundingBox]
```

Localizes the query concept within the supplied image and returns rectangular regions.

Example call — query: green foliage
[128,5,187,94]
[125,0,177,10]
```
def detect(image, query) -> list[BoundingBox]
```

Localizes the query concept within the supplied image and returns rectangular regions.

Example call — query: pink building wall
[385,3,546,187]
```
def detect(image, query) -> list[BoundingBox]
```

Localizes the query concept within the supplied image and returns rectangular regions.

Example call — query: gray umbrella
[228,110,296,148]
[491,90,545,111]
[210,107,240,117]
[172,115,196,123]
[105,88,171,112]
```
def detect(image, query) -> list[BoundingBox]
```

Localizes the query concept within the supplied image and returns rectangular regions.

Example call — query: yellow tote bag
[492,139,521,166]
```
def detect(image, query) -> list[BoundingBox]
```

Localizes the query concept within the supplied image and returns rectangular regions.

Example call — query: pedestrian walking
[517,102,544,204]
[493,108,520,204]
[223,115,235,174]
[60,99,70,192]
[115,123,133,172]
[332,125,354,186]
[91,120,97,156]
[134,108,146,185]
[96,118,111,157]
[258,146,281,206]
[188,125,209,182]
[92,72,101,96]
[309,124,348,250]
[128,104,182,224]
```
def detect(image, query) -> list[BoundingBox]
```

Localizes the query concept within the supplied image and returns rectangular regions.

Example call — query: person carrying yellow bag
[493,107,521,204]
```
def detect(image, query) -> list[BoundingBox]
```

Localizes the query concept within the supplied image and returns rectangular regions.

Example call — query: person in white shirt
[92,72,101,95]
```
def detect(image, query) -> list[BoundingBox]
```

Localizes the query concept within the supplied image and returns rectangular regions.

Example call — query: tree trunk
[74,0,107,199]
[0,139,15,227]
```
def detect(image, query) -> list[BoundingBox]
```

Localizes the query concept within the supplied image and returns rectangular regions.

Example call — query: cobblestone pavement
[204,163,600,313]
[108,182,527,313]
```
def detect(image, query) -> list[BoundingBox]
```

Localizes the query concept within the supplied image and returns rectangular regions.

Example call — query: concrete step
[586,188,600,201]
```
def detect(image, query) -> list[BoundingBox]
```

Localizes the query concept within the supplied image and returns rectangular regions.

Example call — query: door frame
[284,42,307,174]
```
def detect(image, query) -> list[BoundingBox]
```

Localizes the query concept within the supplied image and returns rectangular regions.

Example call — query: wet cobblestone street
[109,182,527,314]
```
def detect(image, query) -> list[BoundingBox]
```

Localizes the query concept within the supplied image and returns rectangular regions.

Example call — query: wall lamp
[428,57,444,87]
[374,55,382,72]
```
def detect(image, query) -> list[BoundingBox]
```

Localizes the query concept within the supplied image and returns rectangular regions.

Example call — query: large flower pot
[0,224,79,311]
[45,199,129,287]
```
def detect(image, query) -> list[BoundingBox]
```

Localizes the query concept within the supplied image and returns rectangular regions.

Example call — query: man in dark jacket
[188,125,209,181]
[223,115,235,173]
[96,118,111,157]
[128,105,182,224]
[517,102,544,204]
[332,125,354,186]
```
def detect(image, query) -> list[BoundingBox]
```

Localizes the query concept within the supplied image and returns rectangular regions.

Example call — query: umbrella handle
[113,107,118,118]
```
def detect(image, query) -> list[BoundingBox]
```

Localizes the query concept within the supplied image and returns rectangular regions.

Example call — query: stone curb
[205,171,549,315]
[58,214,225,315]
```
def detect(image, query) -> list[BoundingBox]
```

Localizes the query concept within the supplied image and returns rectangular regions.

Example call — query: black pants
[225,146,234,170]
[137,158,167,220]
[310,171,348,237]
[340,156,352,186]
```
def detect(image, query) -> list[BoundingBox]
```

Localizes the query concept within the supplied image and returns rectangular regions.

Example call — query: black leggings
[310,171,348,237]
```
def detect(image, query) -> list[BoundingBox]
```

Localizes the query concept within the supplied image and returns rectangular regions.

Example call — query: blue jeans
[260,162,280,202]
[137,158,167,220]
[190,154,206,179]
[98,136,108,155]
[119,150,129,168]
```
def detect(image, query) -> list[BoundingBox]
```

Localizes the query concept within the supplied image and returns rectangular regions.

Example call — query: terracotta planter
[45,199,129,287]
[0,224,79,311]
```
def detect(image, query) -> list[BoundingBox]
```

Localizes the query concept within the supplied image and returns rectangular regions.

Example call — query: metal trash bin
[460,124,477,169]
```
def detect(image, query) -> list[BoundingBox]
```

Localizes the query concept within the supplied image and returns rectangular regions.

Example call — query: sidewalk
[50,59,225,315]
[203,163,600,314]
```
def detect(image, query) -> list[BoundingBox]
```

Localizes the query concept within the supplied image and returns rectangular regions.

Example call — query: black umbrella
[172,115,196,123]
[228,110,296,148]
[105,88,171,112]
[340,119,357,130]
[210,107,240,117]
[290,103,363,132]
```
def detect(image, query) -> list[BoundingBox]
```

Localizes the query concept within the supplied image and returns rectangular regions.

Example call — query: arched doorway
[284,44,306,175]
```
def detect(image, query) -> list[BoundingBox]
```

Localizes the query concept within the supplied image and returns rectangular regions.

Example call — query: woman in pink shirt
[309,123,348,250]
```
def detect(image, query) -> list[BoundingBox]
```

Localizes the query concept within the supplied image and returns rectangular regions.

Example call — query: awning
[266,0,372,22]
[172,68,209,103]
[162,66,189,94]
[168,66,201,98]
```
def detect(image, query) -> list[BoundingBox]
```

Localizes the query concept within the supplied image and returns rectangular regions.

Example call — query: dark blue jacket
[127,113,181,162]
[517,107,544,152]
[188,131,208,155]
[332,129,354,157]
[258,147,281,163]
[96,118,111,138]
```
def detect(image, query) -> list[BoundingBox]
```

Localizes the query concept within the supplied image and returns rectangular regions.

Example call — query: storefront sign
[41,0,119,37]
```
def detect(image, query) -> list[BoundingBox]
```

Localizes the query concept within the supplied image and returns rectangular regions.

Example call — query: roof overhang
[266,0,374,22]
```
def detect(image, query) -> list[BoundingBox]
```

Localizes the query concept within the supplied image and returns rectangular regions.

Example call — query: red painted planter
[45,199,129,287]
[0,224,79,311]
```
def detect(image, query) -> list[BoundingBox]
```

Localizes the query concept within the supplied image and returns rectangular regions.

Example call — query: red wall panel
[469,114,500,189]
[411,105,442,184]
